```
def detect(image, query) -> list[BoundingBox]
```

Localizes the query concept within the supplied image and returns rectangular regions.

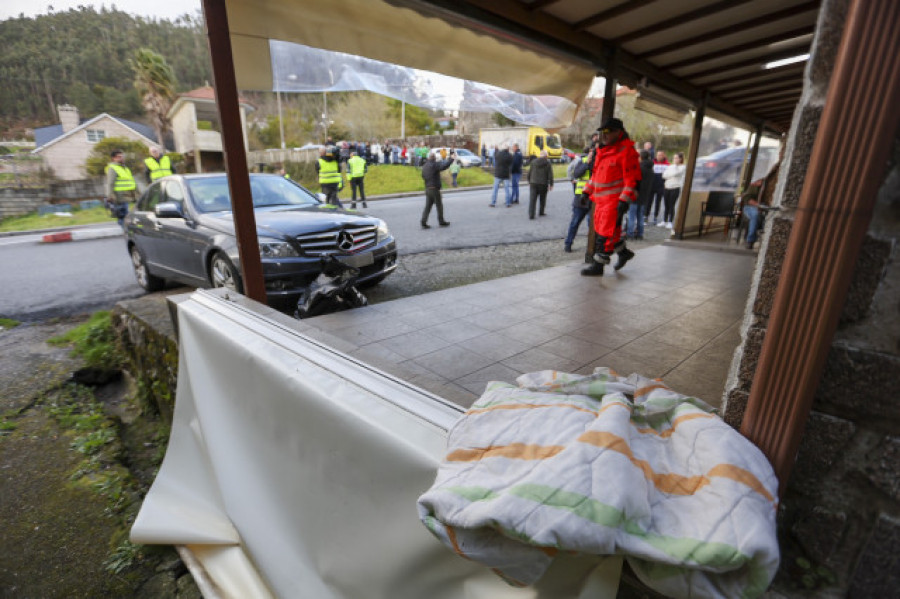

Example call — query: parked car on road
[431,147,482,167]
[693,146,778,190]
[124,173,398,307]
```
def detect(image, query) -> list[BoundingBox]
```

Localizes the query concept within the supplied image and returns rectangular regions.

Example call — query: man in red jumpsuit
[580,118,641,276]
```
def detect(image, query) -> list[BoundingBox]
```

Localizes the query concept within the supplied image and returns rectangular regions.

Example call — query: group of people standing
[104,146,174,227]
[627,148,685,240]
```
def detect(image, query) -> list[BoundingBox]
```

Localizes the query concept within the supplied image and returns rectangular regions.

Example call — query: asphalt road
[0,184,582,322]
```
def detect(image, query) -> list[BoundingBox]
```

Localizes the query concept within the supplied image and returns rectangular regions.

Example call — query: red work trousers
[592,196,622,253]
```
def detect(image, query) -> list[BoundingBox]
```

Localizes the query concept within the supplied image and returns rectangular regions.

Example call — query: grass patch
[0,317,20,330]
[0,205,112,233]
[48,311,122,369]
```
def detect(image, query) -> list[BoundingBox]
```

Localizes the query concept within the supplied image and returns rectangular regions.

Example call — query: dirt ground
[0,320,197,598]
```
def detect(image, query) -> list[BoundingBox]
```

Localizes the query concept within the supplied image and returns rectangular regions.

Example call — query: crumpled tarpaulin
[418,369,780,599]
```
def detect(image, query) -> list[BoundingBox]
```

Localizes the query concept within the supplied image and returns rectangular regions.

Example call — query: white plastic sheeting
[131,290,620,598]
[225,0,595,128]
[269,41,579,128]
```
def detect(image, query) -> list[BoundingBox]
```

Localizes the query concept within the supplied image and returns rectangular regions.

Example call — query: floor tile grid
[301,245,755,408]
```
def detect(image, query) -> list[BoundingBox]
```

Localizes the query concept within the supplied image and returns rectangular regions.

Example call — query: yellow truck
[478,127,563,163]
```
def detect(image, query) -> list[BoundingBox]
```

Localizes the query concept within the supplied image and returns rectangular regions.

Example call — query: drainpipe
[740,0,900,489]
[201,0,267,303]
[672,92,707,239]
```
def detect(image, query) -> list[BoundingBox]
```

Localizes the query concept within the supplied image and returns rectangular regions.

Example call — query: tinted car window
[186,176,320,213]
[138,184,163,212]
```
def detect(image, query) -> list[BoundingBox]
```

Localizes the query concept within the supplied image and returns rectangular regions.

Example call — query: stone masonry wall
[721,0,900,596]
[0,178,105,219]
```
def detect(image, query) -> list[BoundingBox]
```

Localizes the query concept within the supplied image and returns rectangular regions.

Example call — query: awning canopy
[225,0,820,133]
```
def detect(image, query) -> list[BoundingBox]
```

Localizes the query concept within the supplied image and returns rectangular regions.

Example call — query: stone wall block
[736,325,767,392]
[790,506,848,564]
[815,346,900,427]
[723,389,748,429]
[753,217,793,317]
[840,236,892,324]
[781,105,821,209]
[863,435,900,503]
[847,514,900,598]
[790,411,857,496]
[806,0,851,93]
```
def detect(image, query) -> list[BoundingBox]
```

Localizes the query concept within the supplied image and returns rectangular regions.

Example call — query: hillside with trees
[0,7,210,137]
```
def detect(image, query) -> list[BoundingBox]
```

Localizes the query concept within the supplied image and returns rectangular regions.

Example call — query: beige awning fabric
[225,0,596,107]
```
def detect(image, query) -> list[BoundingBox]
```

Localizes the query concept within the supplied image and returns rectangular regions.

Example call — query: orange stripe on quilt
[577,431,774,503]
[445,525,471,560]
[447,443,566,462]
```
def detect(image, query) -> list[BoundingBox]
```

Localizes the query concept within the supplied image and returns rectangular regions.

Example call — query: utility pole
[323,92,329,141]
[276,90,285,149]
[401,99,405,139]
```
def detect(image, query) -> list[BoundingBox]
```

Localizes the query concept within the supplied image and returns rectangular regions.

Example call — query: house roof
[32,114,159,153]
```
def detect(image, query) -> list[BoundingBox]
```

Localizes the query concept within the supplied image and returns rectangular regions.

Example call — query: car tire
[209,251,243,293]
[130,245,165,292]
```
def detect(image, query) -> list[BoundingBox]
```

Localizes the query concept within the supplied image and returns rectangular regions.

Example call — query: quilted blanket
[417,369,779,598]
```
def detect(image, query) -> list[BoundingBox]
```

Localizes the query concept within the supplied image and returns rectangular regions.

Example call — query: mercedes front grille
[293,225,377,255]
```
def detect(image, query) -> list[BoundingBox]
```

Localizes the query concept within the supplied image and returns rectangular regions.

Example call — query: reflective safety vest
[144,155,172,180]
[574,156,591,195]
[347,155,366,179]
[318,158,342,185]
[107,163,136,192]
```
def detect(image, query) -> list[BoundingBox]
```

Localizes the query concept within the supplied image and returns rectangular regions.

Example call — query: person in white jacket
[661,152,686,229]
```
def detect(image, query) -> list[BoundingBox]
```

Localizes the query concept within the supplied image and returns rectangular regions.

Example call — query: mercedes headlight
[259,237,299,258]
[376,219,392,243]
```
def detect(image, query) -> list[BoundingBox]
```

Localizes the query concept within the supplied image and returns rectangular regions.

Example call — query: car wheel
[209,252,243,293]
[130,245,164,292]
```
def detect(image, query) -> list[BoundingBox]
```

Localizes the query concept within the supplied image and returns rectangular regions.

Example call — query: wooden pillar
[740,0,900,489]
[672,93,706,239]
[201,0,267,303]
[742,123,764,192]
[586,70,617,262]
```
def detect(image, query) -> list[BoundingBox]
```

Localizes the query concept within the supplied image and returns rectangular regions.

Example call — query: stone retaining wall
[0,178,105,219]
[722,0,900,595]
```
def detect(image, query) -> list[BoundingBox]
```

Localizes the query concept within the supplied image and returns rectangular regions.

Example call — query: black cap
[597,117,624,133]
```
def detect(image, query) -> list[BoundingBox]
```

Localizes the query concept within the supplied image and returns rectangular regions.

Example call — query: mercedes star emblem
[337,230,354,251]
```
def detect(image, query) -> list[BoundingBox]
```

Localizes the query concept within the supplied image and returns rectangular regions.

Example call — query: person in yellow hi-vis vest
[315,146,344,208]
[346,150,368,209]
[105,149,136,228]
[143,146,174,183]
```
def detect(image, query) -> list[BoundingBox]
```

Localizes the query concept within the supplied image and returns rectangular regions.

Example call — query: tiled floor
[294,243,756,410]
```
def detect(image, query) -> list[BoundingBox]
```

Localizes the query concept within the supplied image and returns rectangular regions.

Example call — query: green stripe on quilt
[445,483,750,570]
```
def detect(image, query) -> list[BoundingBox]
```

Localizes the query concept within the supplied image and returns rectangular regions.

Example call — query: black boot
[614,242,635,271]
[580,262,604,276]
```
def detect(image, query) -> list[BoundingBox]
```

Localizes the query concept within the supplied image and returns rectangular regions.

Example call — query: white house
[167,86,254,173]
[32,105,159,181]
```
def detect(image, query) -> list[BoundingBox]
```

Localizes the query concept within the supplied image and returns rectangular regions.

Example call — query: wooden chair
[699,191,737,237]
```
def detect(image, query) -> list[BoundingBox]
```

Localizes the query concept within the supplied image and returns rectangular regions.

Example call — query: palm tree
[131,48,176,146]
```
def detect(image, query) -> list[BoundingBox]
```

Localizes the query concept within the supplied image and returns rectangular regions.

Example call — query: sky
[0,0,201,22]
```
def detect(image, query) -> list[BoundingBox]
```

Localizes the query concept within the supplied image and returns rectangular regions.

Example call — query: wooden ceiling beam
[612,0,753,44]
[698,63,806,87]
[710,71,806,93]
[572,0,656,32]
[720,83,804,101]
[684,48,810,81]
[636,1,820,60]
[662,26,815,70]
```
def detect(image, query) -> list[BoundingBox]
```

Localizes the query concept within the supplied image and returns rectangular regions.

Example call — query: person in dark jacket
[420,150,453,229]
[510,144,524,204]
[490,144,513,207]
[628,150,654,240]
[527,150,554,219]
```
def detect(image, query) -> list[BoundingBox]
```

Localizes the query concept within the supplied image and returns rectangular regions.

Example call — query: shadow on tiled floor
[296,243,756,410]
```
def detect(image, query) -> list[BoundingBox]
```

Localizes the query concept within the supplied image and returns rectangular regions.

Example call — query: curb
[41,228,122,243]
